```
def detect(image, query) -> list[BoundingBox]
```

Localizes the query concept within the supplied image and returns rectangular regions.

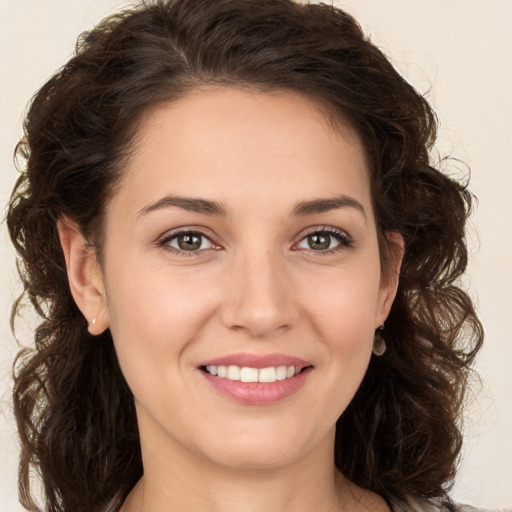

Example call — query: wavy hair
[7,1,483,511]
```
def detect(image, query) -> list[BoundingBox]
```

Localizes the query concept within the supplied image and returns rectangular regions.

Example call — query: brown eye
[164,231,214,252]
[295,228,352,253]
[307,233,332,250]
[177,233,202,251]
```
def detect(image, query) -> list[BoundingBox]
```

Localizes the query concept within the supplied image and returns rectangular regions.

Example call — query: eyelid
[157,227,222,256]
[156,225,354,257]
[293,225,354,254]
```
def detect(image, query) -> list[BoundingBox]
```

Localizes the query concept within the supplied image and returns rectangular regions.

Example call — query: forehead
[134,86,363,157]
[114,87,371,217]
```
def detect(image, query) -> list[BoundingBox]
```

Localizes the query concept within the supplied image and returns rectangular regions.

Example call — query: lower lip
[200,367,313,405]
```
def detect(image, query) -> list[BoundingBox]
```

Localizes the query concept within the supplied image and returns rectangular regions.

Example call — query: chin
[206,446,299,471]
[195,432,300,470]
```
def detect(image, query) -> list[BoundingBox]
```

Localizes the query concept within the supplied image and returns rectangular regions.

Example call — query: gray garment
[457,506,512,512]
[397,496,511,512]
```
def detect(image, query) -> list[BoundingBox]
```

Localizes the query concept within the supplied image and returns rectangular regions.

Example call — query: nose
[220,249,299,338]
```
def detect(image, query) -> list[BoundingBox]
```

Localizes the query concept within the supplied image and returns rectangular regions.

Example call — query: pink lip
[198,352,313,405]
[199,352,311,370]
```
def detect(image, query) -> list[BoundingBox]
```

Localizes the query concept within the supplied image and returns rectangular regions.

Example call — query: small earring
[91,317,97,326]
[372,324,386,356]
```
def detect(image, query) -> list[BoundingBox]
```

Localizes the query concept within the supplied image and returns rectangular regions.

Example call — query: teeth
[259,367,276,383]
[240,367,258,382]
[275,366,287,381]
[227,365,241,380]
[205,365,302,383]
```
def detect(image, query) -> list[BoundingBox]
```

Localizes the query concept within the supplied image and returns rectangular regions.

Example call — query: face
[92,88,398,470]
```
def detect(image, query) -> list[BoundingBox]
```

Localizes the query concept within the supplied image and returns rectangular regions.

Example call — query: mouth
[200,364,309,383]
[197,353,313,405]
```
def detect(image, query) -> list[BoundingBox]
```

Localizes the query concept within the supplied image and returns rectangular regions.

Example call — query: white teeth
[227,365,240,380]
[206,364,303,383]
[240,367,259,382]
[258,367,276,383]
[275,365,287,381]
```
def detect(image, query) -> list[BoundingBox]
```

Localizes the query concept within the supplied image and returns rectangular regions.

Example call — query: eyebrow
[291,195,367,220]
[138,196,227,217]
[137,194,366,220]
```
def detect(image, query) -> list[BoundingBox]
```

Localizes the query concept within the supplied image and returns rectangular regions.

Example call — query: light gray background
[1,1,511,510]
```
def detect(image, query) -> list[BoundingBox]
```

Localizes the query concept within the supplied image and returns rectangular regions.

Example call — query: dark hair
[7,1,483,511]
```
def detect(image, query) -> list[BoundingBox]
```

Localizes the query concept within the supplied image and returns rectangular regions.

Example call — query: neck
[121,424,388,512]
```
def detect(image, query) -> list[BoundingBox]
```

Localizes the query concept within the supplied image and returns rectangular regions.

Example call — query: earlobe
[57,216,109,335]
[376,231,404,327]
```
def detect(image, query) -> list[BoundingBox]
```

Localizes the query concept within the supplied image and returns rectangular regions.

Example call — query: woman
[6,0,486,511]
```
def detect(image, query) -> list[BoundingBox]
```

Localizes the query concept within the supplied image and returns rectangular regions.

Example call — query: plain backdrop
[1,1,511,510]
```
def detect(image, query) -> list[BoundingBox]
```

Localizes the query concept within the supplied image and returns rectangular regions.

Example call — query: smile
[204,365,301,383]
[198,355,314,406]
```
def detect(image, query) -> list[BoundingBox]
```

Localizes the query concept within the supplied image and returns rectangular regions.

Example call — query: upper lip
[199,352,312,370]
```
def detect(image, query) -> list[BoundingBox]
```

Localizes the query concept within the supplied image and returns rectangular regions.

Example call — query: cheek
[107,257,214,335]
[300,260,382,342]
[104,262,217,393]
[297,259,381,410]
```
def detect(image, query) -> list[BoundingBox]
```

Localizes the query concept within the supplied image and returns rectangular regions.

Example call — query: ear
[57,216,109,335]
[375,231,404,328]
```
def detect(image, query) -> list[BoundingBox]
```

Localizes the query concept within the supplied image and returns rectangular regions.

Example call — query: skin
[59,87,402,511]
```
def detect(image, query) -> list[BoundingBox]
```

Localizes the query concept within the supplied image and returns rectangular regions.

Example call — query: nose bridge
[221,242,297,337]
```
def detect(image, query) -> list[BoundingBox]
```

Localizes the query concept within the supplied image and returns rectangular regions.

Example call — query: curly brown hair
[6,1,483,511]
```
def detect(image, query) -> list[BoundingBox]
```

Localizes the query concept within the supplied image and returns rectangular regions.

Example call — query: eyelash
[157,226,353,257]
[298,227,354,255]
[157,229,220,257]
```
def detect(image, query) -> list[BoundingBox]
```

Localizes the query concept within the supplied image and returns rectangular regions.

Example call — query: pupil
[178,234,201,251]
[309,233,330,250]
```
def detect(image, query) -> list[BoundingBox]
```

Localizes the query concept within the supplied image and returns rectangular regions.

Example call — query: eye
[295,228,352,253]
[160,230,216,253]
